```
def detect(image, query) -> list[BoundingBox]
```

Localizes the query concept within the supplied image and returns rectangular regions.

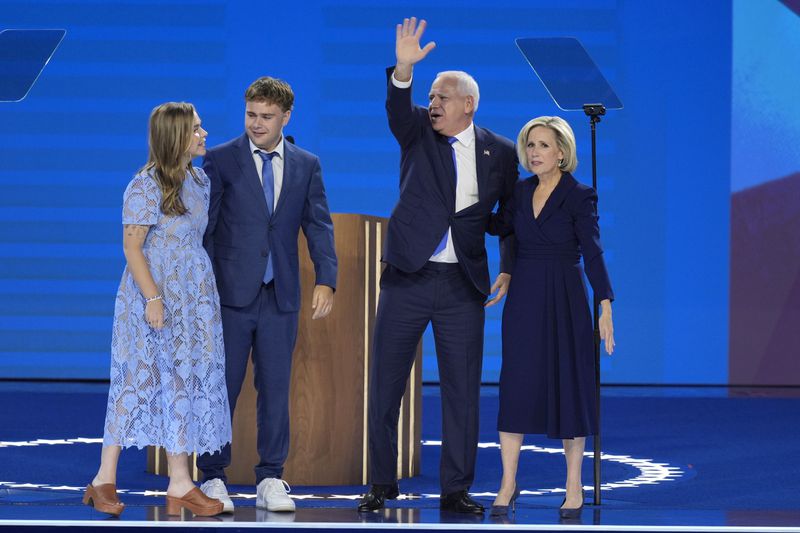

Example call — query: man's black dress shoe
[439,490,485,514]
[357,483,399,512]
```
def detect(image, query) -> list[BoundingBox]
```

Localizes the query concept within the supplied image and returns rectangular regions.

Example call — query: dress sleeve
[573,186,614,301]
[122,172,161,226]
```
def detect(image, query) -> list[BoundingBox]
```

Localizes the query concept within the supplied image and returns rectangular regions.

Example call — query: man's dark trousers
[368,262,484,494]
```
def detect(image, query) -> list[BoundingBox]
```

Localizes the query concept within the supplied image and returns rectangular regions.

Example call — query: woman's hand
[599,299,614,355]
[146,298,164,329]
[485,273,511,307]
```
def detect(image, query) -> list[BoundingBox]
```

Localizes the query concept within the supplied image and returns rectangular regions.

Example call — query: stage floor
[1,382,799,532]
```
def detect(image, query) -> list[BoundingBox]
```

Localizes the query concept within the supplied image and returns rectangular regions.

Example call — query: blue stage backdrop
[0,0,732,383]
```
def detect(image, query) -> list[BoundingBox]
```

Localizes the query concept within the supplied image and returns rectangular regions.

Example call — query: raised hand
[394,17,436,81]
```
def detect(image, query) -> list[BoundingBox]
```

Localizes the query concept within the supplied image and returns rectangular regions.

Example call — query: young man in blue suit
[358,18,517,514]
[198,77,337,513]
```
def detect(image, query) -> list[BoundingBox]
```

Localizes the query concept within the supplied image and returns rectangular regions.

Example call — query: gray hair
[434,70,480,111]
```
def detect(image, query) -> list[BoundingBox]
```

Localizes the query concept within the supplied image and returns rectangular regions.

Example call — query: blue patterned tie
[433,136,458,256]
[257,150,277,283]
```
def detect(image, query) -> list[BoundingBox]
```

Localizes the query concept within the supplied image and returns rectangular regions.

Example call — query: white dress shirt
[429,124,478,263]
[390,73,480,263]
[249,136,285,211]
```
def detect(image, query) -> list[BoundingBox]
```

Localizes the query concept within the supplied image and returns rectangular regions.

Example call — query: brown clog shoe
[166,487,224,516]
[82,483,125,516]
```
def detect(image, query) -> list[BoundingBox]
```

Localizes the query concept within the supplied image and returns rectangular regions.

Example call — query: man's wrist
[392,64,413,84]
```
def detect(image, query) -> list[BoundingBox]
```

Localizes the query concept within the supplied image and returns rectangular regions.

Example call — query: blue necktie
[257,150,277,283]
[433,136,458,256]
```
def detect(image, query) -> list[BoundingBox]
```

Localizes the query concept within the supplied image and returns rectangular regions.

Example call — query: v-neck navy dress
[491,173,614,438]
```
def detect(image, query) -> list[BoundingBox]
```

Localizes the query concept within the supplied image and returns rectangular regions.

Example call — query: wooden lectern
[147,213,422,486]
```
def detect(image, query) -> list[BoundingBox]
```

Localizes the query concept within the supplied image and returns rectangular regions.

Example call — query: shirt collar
[451,123,475,147]
[249,136,284,159]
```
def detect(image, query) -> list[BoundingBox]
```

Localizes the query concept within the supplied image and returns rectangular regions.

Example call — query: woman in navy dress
[488,116,615,517]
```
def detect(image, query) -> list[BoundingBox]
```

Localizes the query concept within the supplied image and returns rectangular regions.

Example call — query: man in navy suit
[358,18,518,514]
[198,77,337,513]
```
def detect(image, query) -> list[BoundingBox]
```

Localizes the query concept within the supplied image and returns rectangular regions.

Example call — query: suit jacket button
[261,250,268,257]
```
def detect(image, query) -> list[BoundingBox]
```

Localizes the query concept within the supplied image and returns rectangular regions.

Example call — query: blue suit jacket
[384,68,518,295]
[203,133,337,312]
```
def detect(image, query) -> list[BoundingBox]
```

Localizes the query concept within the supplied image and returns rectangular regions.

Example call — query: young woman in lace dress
[83,102,231,517]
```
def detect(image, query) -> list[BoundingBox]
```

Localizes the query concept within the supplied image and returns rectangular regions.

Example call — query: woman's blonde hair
[516,116,578,173]
[141,102,201,216]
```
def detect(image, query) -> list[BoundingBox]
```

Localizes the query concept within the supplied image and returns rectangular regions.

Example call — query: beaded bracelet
[145,294,163,304]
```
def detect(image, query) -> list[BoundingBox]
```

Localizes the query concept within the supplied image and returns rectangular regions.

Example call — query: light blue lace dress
[103,168,231,454]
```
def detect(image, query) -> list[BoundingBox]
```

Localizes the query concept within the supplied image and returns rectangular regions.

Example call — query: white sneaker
[256,478,295,512]
[200,478,234,513]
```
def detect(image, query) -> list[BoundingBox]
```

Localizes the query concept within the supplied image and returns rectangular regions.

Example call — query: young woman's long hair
[142,102,202,216]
